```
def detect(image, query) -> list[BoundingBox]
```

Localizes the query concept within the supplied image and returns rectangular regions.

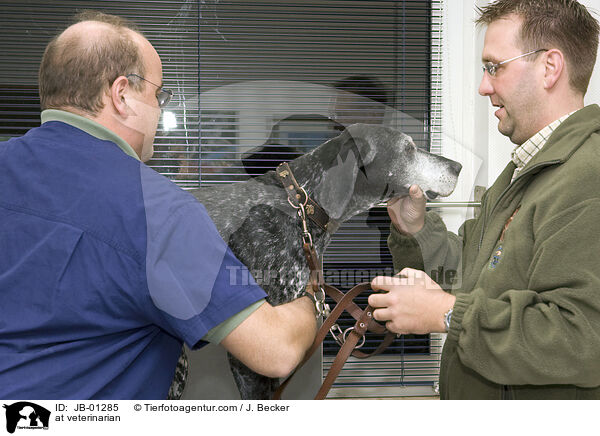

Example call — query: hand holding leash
[368,268,455,335]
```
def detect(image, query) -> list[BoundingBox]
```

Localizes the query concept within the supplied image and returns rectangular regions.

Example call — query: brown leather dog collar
[276,162,338,234]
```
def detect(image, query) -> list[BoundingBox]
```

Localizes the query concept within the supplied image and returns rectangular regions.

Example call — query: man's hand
[368,268,456,334]
[388,184,426,235]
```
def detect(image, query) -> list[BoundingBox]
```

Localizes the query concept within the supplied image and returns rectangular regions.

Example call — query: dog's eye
[400,138,415,150]
[403,143,416,155]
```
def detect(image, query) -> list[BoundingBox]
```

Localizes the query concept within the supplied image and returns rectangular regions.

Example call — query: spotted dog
[182,123,462,400]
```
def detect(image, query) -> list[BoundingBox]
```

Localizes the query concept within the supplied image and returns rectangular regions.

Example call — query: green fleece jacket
[388,104,600,399]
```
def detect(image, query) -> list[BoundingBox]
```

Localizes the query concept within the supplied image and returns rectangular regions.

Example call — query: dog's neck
[286,151,386,225]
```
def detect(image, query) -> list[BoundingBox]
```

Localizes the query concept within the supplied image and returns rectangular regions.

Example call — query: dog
[183,123,461,400]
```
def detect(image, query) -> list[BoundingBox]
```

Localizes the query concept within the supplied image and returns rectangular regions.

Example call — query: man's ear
[542,49,564,90]
[110,75,130,117]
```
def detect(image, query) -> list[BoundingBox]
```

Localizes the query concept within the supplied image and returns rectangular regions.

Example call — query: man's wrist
[391,216,425,236]
[392,221,420,237]
[441,294,456,332]
[443,308,453,332]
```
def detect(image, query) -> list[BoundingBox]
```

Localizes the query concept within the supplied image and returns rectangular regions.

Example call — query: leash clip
[329,324,345,346]
[328,325,365,349]
[286,185,314,248]
[314,285,329,318]
[302,287,329,319]
[343,327,366,349]
[297,203,314,247]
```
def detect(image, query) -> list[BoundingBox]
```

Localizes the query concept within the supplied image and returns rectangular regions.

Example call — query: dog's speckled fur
[188,124,461,400]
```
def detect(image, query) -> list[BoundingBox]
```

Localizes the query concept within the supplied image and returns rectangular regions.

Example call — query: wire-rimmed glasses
[126,73,173,108]
[482,49,548,77]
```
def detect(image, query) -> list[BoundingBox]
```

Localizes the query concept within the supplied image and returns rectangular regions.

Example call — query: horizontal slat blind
[187,0,444,394]
[0,0,200,174]
[0,0,444,396]
[176,0,437,186]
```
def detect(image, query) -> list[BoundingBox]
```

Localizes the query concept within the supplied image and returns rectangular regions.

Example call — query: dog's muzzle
[425,190,439,200]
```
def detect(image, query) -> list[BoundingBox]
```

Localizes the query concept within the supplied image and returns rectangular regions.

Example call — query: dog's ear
[344,124,377,168]
[317,152,359,220]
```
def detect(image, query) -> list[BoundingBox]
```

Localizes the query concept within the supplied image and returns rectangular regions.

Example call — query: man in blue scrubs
[0,11,317,399]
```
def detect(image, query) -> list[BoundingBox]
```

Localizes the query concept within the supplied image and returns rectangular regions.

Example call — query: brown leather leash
[273,283,396,400]
[273,163,396,400]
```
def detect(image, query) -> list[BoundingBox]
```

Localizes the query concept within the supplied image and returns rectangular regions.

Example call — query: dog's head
[306,123,462,221]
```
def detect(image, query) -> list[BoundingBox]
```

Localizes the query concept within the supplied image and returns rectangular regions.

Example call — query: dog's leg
[227,353,279,400]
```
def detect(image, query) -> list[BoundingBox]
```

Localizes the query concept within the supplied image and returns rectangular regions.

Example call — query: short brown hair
[476,0,600,95]
[39,10,146,115]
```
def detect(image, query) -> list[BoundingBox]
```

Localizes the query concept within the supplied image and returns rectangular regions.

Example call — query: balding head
[39,11,147,115]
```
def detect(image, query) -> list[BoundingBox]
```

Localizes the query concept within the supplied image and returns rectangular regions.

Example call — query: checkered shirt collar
[511,111,575,171]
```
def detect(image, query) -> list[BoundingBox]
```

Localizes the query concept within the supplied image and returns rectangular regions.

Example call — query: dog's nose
[450,161,462,175]
[425,190,439,200]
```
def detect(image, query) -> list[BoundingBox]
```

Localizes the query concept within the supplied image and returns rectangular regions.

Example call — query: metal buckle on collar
[278,162,334,234]
[286,185,309,210]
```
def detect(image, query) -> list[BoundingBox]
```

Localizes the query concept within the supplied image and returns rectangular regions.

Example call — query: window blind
[0,0,444,398]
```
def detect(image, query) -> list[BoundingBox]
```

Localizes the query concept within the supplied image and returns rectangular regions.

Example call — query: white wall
[440,0,600,232]
[438,0,488,232]
[585,0,600,106]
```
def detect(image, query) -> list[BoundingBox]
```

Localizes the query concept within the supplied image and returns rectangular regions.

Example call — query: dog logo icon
[3,402,50,434]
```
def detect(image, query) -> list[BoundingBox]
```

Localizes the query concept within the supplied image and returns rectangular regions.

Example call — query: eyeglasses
[126,73,173,108]
[482,49,548,77]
